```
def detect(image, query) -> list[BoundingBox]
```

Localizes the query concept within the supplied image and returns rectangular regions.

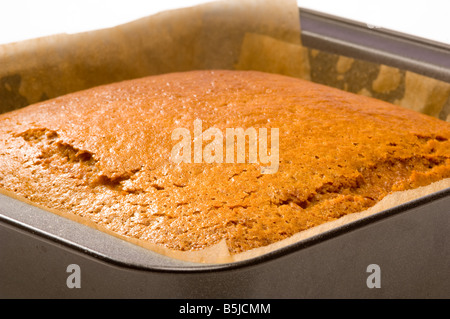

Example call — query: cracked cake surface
[0,70,449,254]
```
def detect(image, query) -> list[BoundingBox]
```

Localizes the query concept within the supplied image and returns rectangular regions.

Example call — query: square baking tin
[1,8,449,298]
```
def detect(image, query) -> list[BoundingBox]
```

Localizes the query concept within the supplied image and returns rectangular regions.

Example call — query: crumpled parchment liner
[235,33,311,80]
[0,0,449,264]
[305,48,450,121]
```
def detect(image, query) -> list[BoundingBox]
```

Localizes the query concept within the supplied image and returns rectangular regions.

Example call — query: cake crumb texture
[0,70,449,253]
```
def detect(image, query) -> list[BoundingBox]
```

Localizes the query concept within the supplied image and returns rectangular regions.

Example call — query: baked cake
[0,70,449,254]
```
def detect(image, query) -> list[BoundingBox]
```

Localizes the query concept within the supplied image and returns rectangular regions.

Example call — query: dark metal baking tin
[300,8,450,83]
[1,8,449,298]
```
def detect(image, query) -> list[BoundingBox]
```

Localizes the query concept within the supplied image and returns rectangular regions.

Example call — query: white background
[1,0,450,46]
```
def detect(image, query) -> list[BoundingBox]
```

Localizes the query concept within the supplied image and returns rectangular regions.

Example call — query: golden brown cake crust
[0,70,449,254]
